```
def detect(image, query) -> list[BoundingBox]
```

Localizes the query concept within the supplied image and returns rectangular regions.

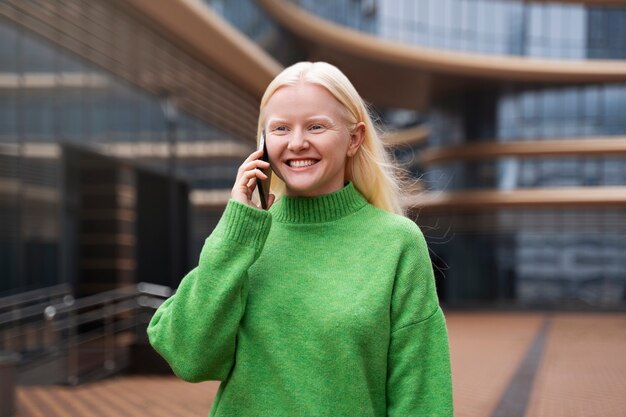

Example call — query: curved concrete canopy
[419,137,626,165]
[0,0,279,140]
[383,126,429,147]
[259,0,626,109]
[126,0,282,98]
[402,186,626,211]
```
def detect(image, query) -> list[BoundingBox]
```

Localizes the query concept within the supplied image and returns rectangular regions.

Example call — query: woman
[148,61,453,416]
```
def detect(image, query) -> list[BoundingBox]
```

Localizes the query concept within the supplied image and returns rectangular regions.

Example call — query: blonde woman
[148,61,453,416]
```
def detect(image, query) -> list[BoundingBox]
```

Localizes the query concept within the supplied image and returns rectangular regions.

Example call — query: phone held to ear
[256,130,273,209]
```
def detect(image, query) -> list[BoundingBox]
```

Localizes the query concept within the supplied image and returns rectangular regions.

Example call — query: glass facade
[421,84,625,305]
[3,0,625,308]
[235,0,626,308]
[417,82,626,307]
[292,0,626,59]
[0,12,242,294]
[423,83,626,193]
[203,0,305,65]
[414,208,626,307]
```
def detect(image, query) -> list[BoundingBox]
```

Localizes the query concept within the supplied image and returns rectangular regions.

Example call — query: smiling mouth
[287,159,319,168]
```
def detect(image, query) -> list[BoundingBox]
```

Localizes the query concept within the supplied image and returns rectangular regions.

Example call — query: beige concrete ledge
[419,137,626,165]
[126,0,282,98]
[383,126,429,147]
[402,186,626,211]
[190,189,231,207]
[0,72,109,89]
[0,141,252,160]
[259,0,626,109]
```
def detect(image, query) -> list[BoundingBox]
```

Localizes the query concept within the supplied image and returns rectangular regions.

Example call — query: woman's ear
[347,122,366,157]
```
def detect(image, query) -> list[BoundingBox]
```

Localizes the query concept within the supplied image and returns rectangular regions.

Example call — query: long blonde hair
[258,61,404,215]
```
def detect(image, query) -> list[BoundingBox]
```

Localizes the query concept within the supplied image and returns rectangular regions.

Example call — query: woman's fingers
[237,159,270,178]
[231,149,272,209]
[232,169,267,205]
[238,149,264,170]
[246,177,256,191]
[236,170,266,195]
[239,168,267,183]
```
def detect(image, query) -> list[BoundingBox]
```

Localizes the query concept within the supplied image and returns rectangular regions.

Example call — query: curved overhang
[259,0,626,109]
[0,0,283,141]
[190,189,233,207]
[419,137,626,165]
[0,141,252,162]
[102,141,252,161]
[125,0,282,98]
[402,187,626,211]
[0,72,109,89]
[383,126,429,147]
[0,179,59,203]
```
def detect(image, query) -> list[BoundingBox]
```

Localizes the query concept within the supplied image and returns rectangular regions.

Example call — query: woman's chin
[283,178,343,197]
[284,181,320,197]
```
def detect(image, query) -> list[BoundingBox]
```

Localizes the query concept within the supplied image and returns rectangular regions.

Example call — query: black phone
[256,130,273,209]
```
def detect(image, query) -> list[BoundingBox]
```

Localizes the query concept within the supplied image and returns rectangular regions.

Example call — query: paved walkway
[15,312,626,417]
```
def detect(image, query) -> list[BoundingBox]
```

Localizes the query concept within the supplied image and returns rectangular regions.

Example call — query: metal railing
[0,282,172,385]
[0,284,72,316]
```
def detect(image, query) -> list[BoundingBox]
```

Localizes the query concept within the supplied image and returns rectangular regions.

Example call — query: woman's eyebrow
[267,116,334,125]
[308,115,333,121]
[266,118,288,126]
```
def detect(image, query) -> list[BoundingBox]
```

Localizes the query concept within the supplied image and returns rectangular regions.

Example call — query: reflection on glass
[284,0,626,60]
[0,16,239,293]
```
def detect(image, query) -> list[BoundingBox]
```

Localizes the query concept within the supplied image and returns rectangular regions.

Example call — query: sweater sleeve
[386,223,453,416]
[147,199,272,383]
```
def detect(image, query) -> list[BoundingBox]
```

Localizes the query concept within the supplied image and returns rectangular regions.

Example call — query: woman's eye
[310,124,324,130]
[274,126,288,132]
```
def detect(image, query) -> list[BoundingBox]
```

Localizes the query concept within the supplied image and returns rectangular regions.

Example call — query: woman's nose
[287,130,309,152]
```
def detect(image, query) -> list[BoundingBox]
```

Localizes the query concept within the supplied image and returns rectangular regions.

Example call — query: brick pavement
[524,313,626,417]
[14,312,626,417]
[445,312,545,417]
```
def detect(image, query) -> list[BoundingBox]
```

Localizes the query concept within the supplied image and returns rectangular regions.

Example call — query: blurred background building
[2,0,626,386]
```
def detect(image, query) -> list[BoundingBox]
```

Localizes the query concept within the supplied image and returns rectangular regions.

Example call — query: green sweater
[148,182,453,416]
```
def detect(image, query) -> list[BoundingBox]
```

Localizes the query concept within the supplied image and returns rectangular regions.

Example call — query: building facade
[2,0,625,309]
[208,0,626,308]
[0,0,270,294]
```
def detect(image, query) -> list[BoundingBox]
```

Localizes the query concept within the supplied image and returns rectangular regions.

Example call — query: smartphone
[256,129,273,209]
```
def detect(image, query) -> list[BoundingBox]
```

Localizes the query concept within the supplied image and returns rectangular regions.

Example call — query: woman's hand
[231,149,275,209]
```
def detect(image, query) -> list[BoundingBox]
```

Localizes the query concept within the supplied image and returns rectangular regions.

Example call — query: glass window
[0,21,19,72]
[0,92,17,139]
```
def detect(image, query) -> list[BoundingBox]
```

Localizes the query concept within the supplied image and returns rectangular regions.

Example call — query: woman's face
[263,81,364,197]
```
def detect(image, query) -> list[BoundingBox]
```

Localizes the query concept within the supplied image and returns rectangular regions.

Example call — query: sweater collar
[270,182,368,224]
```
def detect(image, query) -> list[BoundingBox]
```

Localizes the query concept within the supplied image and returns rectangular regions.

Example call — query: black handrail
[0,283,72,313]
[0,282,173,385]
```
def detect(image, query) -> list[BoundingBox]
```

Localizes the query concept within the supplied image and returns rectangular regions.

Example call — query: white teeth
[289,159,317,168]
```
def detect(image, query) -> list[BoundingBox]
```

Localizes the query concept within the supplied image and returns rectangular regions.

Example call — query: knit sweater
[147,182,453,417]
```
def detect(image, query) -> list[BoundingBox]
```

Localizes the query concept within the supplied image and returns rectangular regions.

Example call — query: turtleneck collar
[269,182,368,224]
